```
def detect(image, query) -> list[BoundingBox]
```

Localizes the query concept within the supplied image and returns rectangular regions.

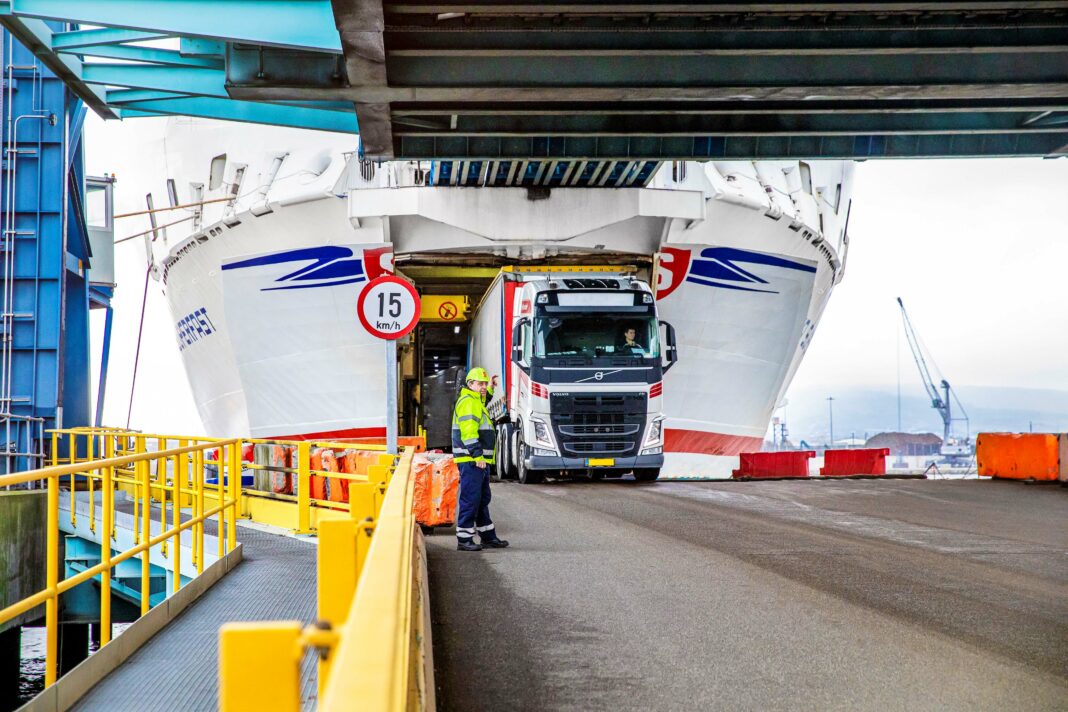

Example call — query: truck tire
[495,423,516,480]
[517,441,544,485]
[633,468,660,482]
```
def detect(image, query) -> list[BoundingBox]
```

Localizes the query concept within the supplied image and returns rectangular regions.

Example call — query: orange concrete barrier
[976,433,1060,481]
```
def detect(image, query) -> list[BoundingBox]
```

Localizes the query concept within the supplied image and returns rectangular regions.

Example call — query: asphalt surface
[426,478,1068,711]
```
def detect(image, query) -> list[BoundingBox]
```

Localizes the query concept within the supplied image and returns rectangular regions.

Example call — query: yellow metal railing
[49,428,403,535]
[0,434,244,689]
[219,446,431,712]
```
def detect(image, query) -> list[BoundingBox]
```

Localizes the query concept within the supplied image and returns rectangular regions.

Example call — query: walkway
[71,520,318,712]
[427,479,1068,711]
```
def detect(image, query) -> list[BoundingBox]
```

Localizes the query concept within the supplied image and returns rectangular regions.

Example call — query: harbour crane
[896,298,971,460]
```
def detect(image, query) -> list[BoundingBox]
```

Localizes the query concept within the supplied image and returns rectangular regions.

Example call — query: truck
[468,268,677,484]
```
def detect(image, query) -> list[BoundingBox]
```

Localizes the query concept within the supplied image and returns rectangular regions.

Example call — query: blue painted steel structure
[1,1,1066,160]
[1,25,109,473]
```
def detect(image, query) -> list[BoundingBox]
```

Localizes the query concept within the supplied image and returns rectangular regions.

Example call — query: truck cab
[489,274,677,483]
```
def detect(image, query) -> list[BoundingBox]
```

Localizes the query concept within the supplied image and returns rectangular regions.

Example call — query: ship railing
[0,435,244,689]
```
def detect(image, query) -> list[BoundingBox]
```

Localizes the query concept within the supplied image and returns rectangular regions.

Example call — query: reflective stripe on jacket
[451,387,496,464]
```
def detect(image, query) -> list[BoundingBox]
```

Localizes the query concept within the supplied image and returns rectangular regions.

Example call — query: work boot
[481,537,510,548]
[456,539,483,552]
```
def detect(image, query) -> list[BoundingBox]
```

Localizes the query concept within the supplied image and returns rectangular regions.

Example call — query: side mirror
[511,318,529,367]
[660,320,678,373]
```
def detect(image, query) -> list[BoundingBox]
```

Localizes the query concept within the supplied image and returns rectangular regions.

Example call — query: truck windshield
[534,315,660,359]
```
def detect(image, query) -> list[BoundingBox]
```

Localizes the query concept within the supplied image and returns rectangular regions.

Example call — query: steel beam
[82,64,227,98]
[0,14,116,118]
[51,27,168,49]
[394,131,1068,160]
[57,44,224,69]
[118,96,359,133]
[389,110,1068,136]
[331,0,394,158]
[10,0,342,51]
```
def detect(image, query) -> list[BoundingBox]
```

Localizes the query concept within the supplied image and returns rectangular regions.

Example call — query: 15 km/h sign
[357,276,421,340]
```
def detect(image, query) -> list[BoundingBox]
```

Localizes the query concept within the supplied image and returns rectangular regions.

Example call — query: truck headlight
[643,417,664,447]
[532,419,554,448]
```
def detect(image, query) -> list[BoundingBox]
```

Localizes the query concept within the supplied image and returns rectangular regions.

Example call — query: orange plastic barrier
[266,445,291,494]
[977,433,1060,481]
[820,448,890,477]
[412,454,460,527]
[732,451,814,479]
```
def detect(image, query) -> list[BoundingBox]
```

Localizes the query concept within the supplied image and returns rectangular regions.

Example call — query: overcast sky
[84,115,1068,435]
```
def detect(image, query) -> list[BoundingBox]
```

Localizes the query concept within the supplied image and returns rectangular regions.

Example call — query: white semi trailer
[469,269,677,483]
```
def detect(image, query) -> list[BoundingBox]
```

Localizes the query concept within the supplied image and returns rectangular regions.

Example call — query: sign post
[356,276,421,455]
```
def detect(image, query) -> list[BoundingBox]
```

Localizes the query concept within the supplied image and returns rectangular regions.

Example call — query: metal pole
[385,340,398,455]
[827,396,834,446]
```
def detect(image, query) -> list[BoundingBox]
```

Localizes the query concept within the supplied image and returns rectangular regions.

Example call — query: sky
[84,115,1068,437]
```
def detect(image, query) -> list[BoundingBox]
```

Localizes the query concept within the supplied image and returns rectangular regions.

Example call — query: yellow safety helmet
[465,367,490,383]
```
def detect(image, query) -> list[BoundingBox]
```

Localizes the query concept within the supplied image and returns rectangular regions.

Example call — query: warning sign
[438,301,458,320]
[420,295,468,322]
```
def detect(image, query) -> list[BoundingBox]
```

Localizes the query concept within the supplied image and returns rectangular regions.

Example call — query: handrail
[320,446,419,710]
[0,436,244,689]
[219,446,430,712]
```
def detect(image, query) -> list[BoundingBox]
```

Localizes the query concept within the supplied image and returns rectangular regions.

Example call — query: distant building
[866,432,942,456]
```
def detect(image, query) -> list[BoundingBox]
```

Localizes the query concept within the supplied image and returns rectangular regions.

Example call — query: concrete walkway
[428,479,1068,711]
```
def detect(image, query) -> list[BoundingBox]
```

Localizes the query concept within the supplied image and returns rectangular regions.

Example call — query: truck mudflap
[525,453,664,471]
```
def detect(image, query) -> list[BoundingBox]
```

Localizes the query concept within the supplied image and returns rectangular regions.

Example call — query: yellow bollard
[219,622,303,712]
[296,442,311,534]
[44,475,58,687]
[101,440,114,646]
[317,519,358,697]
[139,459,151,616]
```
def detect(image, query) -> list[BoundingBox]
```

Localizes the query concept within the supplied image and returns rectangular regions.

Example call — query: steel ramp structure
[69,520,318,712]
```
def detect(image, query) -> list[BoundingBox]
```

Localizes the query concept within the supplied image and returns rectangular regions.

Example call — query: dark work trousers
[456,460,497,542]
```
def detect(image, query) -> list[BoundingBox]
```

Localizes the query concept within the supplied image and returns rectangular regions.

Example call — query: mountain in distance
[779,384,1068,444]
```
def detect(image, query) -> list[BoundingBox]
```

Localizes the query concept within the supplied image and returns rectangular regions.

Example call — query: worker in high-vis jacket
[451,367,509,551]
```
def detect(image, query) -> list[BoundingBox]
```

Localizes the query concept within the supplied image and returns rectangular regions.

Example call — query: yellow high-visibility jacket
[451,387,496,464]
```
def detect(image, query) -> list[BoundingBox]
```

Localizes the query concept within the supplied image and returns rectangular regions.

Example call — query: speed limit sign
[357,276,421,340]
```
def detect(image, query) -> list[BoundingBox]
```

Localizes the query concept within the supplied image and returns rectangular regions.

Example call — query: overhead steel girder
[384,12,1068,52]
[390,110,1068,136]
[396,132,1068,160]
[9,0,342,52]
[51,27,169,49]
[83,63,227,98]
[0,12,116,118]
[330,0,393,159]
[382,2,1068,11]
[383,51,1068,88]
[117,96,358,133]
[57,44,223,69]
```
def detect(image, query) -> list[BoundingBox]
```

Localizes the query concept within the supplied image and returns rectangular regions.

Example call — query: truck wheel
[517,441,544,485]
[496,423,516,480]
[633,468,660,482]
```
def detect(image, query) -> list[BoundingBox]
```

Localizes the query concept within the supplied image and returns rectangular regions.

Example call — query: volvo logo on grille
[594,371,604,381]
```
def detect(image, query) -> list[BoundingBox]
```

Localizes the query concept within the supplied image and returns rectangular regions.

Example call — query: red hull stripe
[272,426,387,442]
[664,429,763,456]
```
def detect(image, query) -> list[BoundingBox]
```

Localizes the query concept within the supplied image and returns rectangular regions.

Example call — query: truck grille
[549,392,646,458]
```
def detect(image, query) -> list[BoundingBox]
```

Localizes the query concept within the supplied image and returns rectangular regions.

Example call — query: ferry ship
[149,119,853,479]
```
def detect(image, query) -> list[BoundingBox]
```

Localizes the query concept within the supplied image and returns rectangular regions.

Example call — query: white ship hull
[154,121,852,478]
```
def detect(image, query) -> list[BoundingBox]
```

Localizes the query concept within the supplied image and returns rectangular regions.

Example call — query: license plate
[587,458,615,467]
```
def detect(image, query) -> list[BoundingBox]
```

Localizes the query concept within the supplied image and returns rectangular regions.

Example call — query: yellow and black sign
[420,295,469,322]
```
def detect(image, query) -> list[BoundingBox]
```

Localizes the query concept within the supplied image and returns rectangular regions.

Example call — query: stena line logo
[222,245,393,291]
[658,246,816,298]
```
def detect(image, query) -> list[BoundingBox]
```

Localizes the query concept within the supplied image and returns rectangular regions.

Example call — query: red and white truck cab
[468,269,677,483]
